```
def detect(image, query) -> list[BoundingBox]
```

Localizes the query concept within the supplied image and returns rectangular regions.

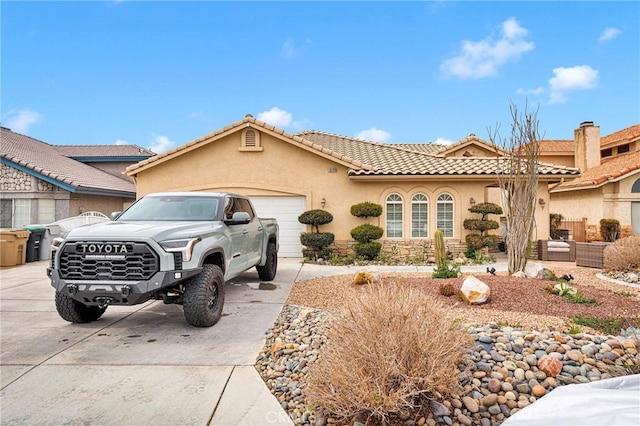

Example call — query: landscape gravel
[256,264,639,425]
[256,304,640,426]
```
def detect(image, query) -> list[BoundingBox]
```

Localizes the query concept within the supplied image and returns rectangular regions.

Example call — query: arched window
[632,178,640,193]
[386,194,403,238]
[436,193,454,237]
[411,194,428,238]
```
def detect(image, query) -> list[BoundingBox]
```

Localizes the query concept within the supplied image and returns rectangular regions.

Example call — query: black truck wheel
[55,291,107,323]
[183,264,226,327]
[256,242,278,281]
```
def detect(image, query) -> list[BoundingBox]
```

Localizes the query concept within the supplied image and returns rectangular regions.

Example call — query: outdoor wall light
[321,197,326,209]
[469,197,476,206]
[538,198,546,208]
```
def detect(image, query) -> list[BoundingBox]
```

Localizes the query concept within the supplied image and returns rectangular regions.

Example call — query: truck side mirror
[225,212,250,225]
[110,211,122,220]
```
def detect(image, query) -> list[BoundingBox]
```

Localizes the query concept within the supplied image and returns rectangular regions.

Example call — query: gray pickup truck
[47,192,278,327]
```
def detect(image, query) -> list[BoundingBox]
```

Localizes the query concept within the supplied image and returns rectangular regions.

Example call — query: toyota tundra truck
[47,192,278,327]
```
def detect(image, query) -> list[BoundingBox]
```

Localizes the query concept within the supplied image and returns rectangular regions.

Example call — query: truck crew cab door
[224,197,250,276]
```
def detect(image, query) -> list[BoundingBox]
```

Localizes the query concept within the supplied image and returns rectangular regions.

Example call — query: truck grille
[59,241,159,280]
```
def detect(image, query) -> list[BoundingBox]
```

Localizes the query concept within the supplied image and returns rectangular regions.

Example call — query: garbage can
[0,229,31,267]
[23,225,46,263]
[40,224,62,261]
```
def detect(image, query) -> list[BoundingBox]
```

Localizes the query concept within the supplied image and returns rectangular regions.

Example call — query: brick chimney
[574,121,600,171]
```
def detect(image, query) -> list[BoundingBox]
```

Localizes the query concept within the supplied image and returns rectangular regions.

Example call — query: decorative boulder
[524,262,545,279]
[511,271,526,278]
[538,354,562,377]
[460,276,491,304]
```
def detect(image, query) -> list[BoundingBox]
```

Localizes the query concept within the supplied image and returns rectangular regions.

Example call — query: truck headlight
[51,237,65,252]
[159,237,201,262]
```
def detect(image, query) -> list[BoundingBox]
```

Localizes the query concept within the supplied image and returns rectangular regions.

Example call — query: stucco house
[541,122,640,239]
[125,115,578,257]
[1,126,154,228]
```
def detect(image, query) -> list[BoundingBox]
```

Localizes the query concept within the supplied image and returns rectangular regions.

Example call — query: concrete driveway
[0,259,301,425]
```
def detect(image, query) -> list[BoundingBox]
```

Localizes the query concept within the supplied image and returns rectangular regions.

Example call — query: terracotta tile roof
[431,134,506,157]
[382,143,444,154]
[1,127,136,196]
[539,140,575,153]
[126,116,580,179]
[53,145,155,157]
[552,151,640,191]
[601,124,640,147]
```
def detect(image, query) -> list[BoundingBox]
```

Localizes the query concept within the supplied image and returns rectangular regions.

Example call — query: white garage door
[250,196,306,257]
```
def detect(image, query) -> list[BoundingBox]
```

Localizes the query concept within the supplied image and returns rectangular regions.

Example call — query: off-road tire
[55,291,107,323]
[256,242,278,281]
[183,264,225,327]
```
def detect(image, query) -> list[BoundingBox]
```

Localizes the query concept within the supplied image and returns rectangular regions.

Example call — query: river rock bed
[255,304,640,426]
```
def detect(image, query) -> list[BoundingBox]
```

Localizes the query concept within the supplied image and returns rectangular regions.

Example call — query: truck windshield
[116,196,220,221]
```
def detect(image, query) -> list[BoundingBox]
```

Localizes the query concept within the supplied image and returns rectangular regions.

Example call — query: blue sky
[2,1,639,153]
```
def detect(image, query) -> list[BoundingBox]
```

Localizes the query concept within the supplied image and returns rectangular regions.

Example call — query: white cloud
[598,27,621,43]
[434,137,455,145]
[516,87,545,96]
[281,38,312,59]
[114,139,129,145]
[291,118,313,132]
[440,17,534,79]
[3,108,41,133]
[548,65,599,104]
[147,135,175,154]
[257,107,293,127]
[355,128,391,142]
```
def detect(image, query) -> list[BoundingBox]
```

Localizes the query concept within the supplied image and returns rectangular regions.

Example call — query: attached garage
[249,196,306,257]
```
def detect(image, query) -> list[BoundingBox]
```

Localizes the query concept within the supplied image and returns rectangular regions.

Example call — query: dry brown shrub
[304,283,473,424]
[604,236,640,271]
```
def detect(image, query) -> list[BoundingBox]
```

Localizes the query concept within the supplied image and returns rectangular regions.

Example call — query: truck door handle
[243,229,249,234]
[258,227,263,231]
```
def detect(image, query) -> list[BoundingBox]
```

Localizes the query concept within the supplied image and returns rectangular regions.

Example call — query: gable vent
[245,130,256,147]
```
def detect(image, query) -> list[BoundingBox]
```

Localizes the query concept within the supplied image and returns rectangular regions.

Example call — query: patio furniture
[575,242,612,268]
[538,240,576,262]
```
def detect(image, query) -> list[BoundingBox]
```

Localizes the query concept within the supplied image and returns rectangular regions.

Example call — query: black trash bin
[24,226,46,262]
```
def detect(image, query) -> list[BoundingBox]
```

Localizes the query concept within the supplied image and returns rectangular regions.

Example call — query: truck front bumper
[47,268,202,306]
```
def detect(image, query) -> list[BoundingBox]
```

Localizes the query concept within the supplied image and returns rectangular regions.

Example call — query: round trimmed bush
[463,218,499,234]
[300,232,335,249]
[298,210,334,232]
[350,224,383,243]
[354,242,382,260]
[302,248,332,261]
[350,202,383,218]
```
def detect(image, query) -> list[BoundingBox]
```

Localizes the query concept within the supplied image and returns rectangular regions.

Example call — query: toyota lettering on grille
[77,243,129,254]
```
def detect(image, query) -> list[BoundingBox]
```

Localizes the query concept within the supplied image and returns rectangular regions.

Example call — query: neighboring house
[0,126,154,228]
[125,115,578,257]
[542,122,640,238]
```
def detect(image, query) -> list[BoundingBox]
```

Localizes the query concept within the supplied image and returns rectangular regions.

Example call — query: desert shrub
[604,235,640,271]
[350,202,383,218]
[351,224,384,243]
[432,262,460,279]
[599,218,620,242]
[298,209,334,232]
[354,242,382,260]
[304,284,473,424]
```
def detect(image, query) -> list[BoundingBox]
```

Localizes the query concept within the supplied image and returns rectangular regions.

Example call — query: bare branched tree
[489,101,541,274]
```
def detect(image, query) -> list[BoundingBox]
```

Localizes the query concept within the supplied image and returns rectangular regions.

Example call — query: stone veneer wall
[1,164,54,192]
[331,239,468,262]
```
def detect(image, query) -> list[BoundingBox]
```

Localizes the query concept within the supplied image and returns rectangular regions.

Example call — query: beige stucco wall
[549,172,640,230]
[539,154,575,168]
[132,129,551,241]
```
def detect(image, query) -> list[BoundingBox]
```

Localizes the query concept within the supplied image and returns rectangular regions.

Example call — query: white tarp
[503,374,640,426]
